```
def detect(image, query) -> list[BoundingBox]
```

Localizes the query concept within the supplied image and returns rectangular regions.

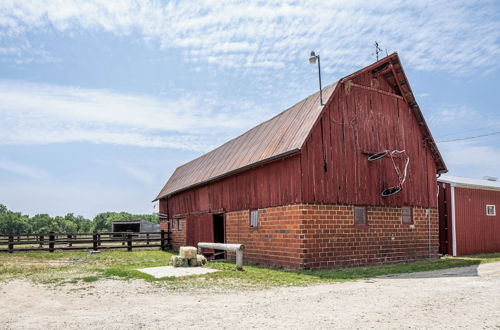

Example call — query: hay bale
[196,254,207,266]
[179,246,197,259]
[188,254,207,267]
[171,256,190,267]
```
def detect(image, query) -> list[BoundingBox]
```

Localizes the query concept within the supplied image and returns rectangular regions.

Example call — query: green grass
[1,249,499,290]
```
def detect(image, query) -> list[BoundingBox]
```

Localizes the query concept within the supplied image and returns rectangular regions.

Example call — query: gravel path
[1,262,500,329]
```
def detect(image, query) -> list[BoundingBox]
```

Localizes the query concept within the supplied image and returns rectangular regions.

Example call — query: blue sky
[0,0,499,218]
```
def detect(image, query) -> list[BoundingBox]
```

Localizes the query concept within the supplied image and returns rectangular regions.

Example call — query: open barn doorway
[213,213,225,259]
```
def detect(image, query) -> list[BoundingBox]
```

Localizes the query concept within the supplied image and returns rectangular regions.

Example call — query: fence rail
[0,231,171,253]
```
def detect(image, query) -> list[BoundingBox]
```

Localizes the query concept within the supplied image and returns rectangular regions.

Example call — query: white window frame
[249,209,260,227]
[354,206,367,226]
[401,206,413,224]
[486,205,496,216]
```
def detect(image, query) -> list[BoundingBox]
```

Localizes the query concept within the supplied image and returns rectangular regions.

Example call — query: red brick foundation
[160,218,186,251]
[225,204,439,270]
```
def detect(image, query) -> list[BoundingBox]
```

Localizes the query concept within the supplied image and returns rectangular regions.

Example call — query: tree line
[0,204,159,234]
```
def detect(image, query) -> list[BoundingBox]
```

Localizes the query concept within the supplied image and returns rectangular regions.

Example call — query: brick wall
[226,205,306,269]
[225,204,439,270]
[160,219,186,251]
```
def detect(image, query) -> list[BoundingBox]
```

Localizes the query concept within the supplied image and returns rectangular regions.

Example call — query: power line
[435,124,500,138]
[437,131,500,143]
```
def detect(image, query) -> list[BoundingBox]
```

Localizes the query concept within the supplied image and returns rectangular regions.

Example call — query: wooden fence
[0,231,171,253]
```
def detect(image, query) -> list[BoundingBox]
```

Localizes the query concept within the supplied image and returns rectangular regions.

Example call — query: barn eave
[154,148,301,201]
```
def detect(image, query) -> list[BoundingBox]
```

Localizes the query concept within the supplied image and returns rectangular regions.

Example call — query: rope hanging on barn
[331,114,357,125]
[368,149,410,197]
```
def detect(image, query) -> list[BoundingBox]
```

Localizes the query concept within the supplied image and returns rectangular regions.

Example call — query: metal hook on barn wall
[367,149,410,197]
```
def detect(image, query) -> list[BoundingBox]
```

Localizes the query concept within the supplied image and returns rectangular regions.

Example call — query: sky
[0,0,499,218]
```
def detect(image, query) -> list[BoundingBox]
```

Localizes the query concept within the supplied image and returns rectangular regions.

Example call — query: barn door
[438,183,450,255]
[186,213,214,247]
[212,213,225,259]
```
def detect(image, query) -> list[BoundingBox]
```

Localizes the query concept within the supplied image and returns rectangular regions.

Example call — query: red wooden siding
[300,70,438,208]
[186,213,213,247]
[454,187,500,255]
[165,154,302,216]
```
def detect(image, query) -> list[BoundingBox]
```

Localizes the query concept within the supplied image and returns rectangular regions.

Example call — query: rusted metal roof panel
[156,82,338,199]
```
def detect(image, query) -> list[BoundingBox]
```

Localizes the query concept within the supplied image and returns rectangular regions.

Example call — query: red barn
[155,53,447,269]
[438,175,500,256]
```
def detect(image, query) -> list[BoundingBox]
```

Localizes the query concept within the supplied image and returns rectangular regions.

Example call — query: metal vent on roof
[483,176,498,182]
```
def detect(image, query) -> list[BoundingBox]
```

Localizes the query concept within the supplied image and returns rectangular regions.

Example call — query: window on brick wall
[354,206,367,226]
[178,218,184,231]
[249,210,260,227]
[402,207,413,224]
[486,205,496,216]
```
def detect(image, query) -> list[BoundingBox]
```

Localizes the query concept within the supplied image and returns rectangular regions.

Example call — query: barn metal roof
[438,175,500,190]
[155,82,338,199]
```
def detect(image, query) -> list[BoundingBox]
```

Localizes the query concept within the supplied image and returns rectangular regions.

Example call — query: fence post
[167,224,172,249]
[127,234,132,252]
[97,233,101,247]
[146,233,150,245]
[93,232,98,251]
[39,235,44,248]
[160,230,165,250]
[49,232,55,252]
[8,234,14,253]
[67,234,72,247]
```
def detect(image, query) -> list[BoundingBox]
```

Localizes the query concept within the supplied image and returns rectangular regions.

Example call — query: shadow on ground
[378,264,480,279]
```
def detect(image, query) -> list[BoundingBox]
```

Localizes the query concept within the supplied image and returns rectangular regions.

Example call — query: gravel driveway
[2,262,499,329]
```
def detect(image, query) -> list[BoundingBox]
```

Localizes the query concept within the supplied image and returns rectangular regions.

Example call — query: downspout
[450,183,457,256]
[427,208,431,258]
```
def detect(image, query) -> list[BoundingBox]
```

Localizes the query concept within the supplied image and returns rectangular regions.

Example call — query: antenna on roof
[373,41,383,61]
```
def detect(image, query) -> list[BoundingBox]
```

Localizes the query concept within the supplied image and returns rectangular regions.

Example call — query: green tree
[0,204,7,216]
[0,211,31,234]
[0,204,159,234]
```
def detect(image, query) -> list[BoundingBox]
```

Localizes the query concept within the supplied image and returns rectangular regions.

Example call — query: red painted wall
[163,154,302,217]
[454,186,500,255]
[301,71,438,208]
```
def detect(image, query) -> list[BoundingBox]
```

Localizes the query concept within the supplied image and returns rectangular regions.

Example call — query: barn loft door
[186,213,214,247]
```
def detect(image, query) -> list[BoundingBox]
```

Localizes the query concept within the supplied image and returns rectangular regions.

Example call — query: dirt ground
[1,262,499,330]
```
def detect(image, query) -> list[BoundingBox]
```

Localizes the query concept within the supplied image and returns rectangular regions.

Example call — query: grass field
[1,250,499,290]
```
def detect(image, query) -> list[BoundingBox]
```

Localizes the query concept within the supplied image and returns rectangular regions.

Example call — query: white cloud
[0,80,271,151]
[0,158,49,179]
[439,141,500,178]
[118,164,156,186]
[0,0,499,75]
[429,105,478,125]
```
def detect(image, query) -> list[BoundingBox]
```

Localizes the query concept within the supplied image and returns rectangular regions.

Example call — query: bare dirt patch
[1,262,500,329]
